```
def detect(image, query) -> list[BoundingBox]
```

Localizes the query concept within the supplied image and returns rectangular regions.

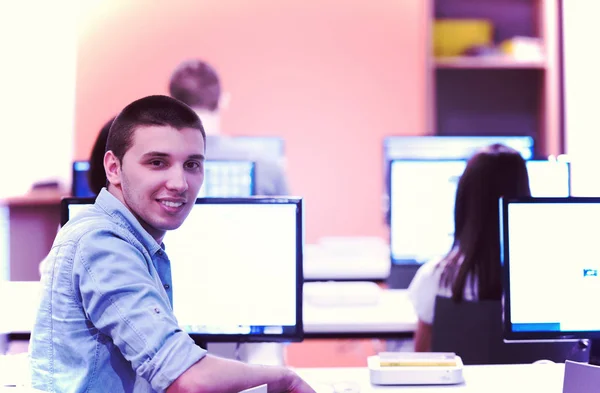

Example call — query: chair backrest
[432,296,589,365]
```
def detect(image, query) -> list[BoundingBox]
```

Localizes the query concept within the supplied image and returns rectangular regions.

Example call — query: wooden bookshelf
[434,56,546,70]
[426,0,562,157]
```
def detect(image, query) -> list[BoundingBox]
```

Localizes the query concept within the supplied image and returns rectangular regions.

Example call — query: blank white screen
[390,160,570,262]
[507,202,600,332]
[166,202,299,330]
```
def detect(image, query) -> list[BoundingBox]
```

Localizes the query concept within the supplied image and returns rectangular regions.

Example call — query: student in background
[88,116,116,195]
[31,95,314,393]
[407,144,531,352]
[168,59,289,195]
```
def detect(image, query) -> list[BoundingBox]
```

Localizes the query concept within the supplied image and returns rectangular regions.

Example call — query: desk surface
[0,355,567,393]
[1,282,417,338]
[304,289,416,337]
[296,363,566,392]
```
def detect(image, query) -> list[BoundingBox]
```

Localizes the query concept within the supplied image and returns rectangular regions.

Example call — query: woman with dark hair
[407,143,531,352]
[87,116,115,195]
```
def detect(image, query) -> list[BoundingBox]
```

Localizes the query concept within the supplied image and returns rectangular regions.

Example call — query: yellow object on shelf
[433,19,493,58]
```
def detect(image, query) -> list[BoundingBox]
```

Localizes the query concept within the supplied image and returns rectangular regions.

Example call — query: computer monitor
[500,197,600,365]
[71,161,95,197]
[389,159,571,265]
[382,136,535,224]
[383,135,535,161]
[198,160,256,197]
[71,159,256,198]
[60,197,304,343]
[231,136,285,159]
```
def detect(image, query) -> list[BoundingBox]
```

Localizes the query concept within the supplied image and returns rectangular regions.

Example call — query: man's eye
[150,160,164,167]
[186,161,201,170]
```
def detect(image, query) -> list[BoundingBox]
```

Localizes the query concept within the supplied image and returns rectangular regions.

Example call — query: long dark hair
[440,144,531,302]
[87,117,115,195]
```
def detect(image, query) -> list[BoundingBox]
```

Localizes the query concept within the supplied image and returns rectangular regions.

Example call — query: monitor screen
[72,161,95,197]
[389,159,570,264]
[198,160,256,197]
[382,136,535,224]
[72,160,256,198]
[231,136,285,159]
[383,135,535,161]
[501,197,600,341]
[60,197,304,343]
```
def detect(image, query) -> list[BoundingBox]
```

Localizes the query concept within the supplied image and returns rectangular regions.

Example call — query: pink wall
[75,0,428,242]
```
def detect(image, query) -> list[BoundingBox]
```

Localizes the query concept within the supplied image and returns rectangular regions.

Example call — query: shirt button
[164,284,170,290]
[157,250,163,256]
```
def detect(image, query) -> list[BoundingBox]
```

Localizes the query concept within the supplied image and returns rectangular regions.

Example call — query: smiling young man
[30,95,314,393]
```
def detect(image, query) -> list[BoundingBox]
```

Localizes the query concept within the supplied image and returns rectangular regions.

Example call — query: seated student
[407,144,531,352]
[30,95,315,393]
[168,59,289,195]
[87,116,116,195]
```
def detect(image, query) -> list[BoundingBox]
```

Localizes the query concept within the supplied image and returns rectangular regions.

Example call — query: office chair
[431,296,589,365]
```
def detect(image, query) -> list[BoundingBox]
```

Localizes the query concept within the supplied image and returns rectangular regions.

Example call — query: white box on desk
[367,354,464,385]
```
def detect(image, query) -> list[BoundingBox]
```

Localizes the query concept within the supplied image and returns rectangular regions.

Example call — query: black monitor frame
[500,197,600,342]
[60,196,304,344]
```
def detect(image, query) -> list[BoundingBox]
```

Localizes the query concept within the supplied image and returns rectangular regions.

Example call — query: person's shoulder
[58,205,126,245]
[415,257,446,280]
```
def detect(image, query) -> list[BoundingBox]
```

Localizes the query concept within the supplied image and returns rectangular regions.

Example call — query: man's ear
[104,150,122,187]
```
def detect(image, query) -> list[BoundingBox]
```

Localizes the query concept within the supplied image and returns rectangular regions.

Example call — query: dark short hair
[87,116,115,195]
[441,143,531,302]
[106,95,205,164]
[168,59,221,111]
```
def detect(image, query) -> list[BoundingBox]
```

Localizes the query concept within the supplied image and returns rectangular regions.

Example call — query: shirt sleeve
[407,260,443,325]
[72,228,206,392]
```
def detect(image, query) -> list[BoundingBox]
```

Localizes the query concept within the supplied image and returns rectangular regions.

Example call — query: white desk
[1,282,417,339]
[296,363,566,392]
[303,289,416,338]
[0,354,567,393]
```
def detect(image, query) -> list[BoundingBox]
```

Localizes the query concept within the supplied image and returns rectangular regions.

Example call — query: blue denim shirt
[30,189,207,393]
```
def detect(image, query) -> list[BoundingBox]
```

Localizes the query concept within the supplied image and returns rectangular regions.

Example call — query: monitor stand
[207,343,286,366]
[563,339,600,393]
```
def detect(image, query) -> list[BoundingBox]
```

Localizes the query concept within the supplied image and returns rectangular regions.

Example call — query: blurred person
[407,144,531,351]
[169,59,289,196]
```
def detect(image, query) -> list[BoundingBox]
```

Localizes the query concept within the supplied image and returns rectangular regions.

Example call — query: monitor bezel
[61,196,304,343]
[501,196,600,341]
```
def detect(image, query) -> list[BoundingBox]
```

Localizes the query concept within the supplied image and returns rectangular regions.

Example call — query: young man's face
[106,125,205,242]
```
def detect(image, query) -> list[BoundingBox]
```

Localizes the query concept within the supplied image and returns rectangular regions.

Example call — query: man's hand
[272,369,316,393]
[167,355,317,393]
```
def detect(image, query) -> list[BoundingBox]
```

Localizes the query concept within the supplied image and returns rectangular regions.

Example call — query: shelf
[434,56,546,70]
[2,189,67,207]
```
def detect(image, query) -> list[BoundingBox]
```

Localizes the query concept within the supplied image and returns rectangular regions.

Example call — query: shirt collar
[95,188,163,256]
